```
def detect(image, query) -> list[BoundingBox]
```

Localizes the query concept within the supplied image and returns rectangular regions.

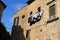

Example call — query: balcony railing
[28,11,43,25]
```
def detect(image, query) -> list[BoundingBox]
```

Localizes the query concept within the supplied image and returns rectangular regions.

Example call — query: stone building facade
[0,0,6,21]
[0,0,6,22]
[11,0,60,40]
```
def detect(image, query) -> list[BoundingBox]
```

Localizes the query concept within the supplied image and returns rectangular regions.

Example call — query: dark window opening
[22,15,25,19]
[38,7,41,12]
[26,30,31,38]
[30,11,32,15]
[13,17,19,26]
[40,29,42,32]
[49,4,55,19]
[17,17,19,26]
[13,18,16,26]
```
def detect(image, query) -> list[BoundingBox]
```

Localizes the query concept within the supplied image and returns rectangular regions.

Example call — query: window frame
[13,17,19,26]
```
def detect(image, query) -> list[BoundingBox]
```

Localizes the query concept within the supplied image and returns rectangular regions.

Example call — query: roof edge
[0,0,7,10]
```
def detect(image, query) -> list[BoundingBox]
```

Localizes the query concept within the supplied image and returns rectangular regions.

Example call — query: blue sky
[1,0,28,34]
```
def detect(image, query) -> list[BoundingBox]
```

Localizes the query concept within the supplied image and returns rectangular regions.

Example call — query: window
[49,4,55,19]
[13,17,19,26]
[26,30,31,38]
[46,4,59,24]
[38,7,41,12]
[22,15,25,19]
[30,11,32,15]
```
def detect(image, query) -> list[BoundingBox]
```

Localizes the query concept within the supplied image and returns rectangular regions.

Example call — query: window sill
[46,17,59,24]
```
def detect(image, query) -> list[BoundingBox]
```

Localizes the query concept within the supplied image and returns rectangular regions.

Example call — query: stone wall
[12,0,60,40]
